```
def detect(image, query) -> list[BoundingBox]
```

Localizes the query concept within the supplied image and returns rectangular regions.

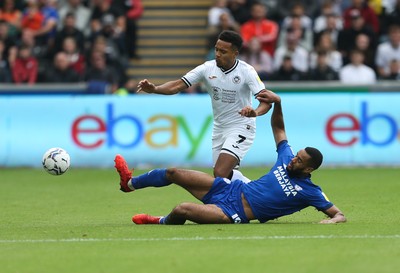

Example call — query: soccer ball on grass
[42,147,70,175]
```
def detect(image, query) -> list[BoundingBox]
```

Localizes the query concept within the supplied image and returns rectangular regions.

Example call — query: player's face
[286,149,311,176]
[214,39,238,70]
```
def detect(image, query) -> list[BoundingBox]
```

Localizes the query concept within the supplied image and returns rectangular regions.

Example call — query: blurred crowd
[1,0,399,94]
[0,0,143,93]
[207,0,400,84]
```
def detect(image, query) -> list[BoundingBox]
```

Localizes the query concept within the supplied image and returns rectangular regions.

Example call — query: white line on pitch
[1,235,400,243]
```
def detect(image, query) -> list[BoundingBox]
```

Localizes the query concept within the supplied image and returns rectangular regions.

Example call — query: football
[42,147,70,175]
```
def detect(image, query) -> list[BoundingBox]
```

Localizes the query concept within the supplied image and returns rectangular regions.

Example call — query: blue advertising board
[0,93,399,167]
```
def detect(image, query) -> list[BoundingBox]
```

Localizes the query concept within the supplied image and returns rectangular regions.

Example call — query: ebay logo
[71,103,212,159]
[326,102,398,147]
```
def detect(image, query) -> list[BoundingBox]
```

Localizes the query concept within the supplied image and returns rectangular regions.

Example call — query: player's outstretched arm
[238,89,277,117]
[137,79,187,95]
[256,90,287,146]
[320,205,347,224]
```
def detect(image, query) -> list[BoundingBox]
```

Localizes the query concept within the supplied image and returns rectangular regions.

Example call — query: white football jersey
[182,59,266,130]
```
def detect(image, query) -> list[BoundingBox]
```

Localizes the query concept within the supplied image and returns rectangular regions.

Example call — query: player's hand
[137,79,156,93]
[256,90,280,104]
[239,106,257,117]
[319,219,337,224]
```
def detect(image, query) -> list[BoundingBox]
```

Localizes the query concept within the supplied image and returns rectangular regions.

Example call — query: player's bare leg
[164,168,215,200]
[132,203,231,225]
[167,203,231,224]
[213,153,239,179]
[214,153,251,182]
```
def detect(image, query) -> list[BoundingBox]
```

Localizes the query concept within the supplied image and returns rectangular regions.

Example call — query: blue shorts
[201,178,249,224]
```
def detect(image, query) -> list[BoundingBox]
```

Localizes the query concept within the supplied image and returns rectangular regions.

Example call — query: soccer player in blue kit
[114,90,346,225]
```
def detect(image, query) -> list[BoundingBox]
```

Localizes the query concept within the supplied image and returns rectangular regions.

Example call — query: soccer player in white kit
[137,30,271,182]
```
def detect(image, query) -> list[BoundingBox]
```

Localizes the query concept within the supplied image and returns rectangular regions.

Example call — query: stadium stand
[127,0,213,85]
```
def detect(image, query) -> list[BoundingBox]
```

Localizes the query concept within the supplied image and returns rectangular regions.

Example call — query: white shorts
[212,124,255,167]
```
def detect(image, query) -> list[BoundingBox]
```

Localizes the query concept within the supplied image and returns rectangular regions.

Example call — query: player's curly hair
[218,30,243,51]
[305,147,323,170]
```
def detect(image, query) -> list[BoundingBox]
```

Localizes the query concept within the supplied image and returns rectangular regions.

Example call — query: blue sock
[131,168,170,189]
[159,215,168,224]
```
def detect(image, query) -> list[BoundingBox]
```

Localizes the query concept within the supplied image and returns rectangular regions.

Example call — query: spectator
[339,49,376,84]
[0,0,22,38]
[57,0,91,36]
[316,0,345,15]
[207,12,240,59]
[310,31,342,71]
[278,15,313,51]
[208,0,234,28]
[91,14,125,59]
[0,19,17,65]
[85,51,119,93]
[89,35,119,66]
[269,54,307,81]
[313,11,342,47]
[313,0,343,33]
[239,37,273,80]
[307,50,339,80]
[90,0,126,55]
[88,34,127,87]
[241,1,279,57]
[258,0,280,22]
[0,40,12,82]
[35,0,59,50]
[375,24,400,78]
[21,0,44,33]
[343,0,380,33]
[18,28,48,80]
[273,29,309,73]
[239,35,273,81]
[61,36,85,77]
[54,12,85,54]
[382,0,397,15]
[12,45,38,84]
[281,2,313,32]
[42,51,80,82]
[380,59,400,80]
[113,0,143,59]
[227,0,253,25]
[385,0,400,28]
[337,10,377,62]
[18,28,47,60]
[111,0,144,59]
[352,33,375,69]
[276,0,320,20]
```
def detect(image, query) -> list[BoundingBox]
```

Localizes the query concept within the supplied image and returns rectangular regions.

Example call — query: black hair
[305,147,323,170]
[218,30,243,51]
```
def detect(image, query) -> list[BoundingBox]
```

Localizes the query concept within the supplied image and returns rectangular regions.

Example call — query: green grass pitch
[1,166,399,273]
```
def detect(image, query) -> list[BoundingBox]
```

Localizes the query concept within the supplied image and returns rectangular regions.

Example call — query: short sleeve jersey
[242,141,333,223]
[181,59,265,129]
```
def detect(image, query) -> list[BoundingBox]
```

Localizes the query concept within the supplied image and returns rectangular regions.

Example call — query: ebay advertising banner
[0,93,399,168]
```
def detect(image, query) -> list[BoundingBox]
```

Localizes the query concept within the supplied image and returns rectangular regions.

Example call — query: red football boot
[132,214,161,225]
[114,154,134,192]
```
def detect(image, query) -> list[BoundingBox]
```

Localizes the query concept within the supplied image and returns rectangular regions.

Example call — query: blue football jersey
[242,141,333,223]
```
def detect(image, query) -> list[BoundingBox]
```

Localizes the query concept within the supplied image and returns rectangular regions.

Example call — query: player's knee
[165,167,179,180]
[213,167,232,179]
[172,203,192,217]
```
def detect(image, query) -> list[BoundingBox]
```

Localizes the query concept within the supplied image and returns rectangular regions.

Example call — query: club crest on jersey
[212,87,221,100]
[233,76,241,84]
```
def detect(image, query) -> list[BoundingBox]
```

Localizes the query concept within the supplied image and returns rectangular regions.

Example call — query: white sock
[232,170,251,183]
